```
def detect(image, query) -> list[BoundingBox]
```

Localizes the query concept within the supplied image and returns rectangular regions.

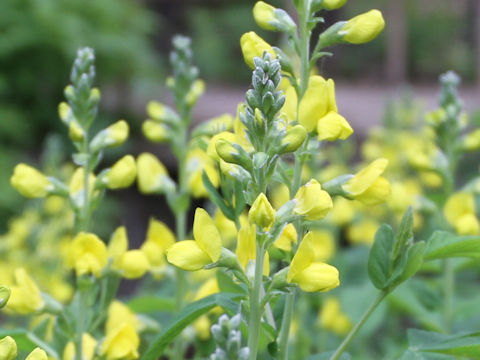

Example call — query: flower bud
[248,193,276,229]
[104,155,137,190]
[341,9,385,44]
[240,31,276,69]
[281,125,307,153]
[90,120,129,152]
[462,129,480,151]
[215,139,241,164]
[294,179,333,220]
[0,336,17,360]
[186,79,206,106]
[322,0,347,10]
[136,153,175,194]
[147,101,179,123]
[11,164,53,198]
[317,112,353,141]
[26,348,48,360]
[0,286,11,309]
[253,1,296,33]
[142,120,169,143]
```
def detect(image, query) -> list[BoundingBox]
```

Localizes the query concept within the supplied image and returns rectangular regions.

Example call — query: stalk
[329,292,387,360]
[277,291,295,360]
[248,243,266,360]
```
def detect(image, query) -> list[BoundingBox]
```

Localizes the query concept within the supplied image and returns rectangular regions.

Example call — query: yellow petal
[343,158,388,195]
[290,262,339,292]
[167,241,211,271]
[193,208,222,263]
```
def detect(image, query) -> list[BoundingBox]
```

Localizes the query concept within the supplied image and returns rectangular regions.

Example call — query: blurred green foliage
[0,0,162,228]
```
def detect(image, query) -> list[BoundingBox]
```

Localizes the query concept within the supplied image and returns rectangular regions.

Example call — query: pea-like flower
[248,193,276,229]
[140,218,175,274]
[136,153,175,194]
[236,224,270,276]
[26,348,48,360]
[317,112,353,141]
[341,9,385,44]
[67,232,108,277]
[63,333,97,360]
[100,323,139,360]
[11,164,53,198]
[444,192,479,235]
[104,155,137,190]
[342,158,391,205]
[294,179,333,220]
[108,227,150,279]
[253,1,296,33]
[287,232,340,292]
[90,120,129,152]
[0,336,17,360]
[6,268,45,314]
[240,31,276,69]
[319,297,352,336]
[167,208,222,271]
[142,120,168,143]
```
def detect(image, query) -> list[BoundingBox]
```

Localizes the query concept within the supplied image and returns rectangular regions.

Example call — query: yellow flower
[273,223,298,252]
[106,301,140,333]
[186,148,219,198]
[248,193,276,229]
[240,31,276,69]
[11,164,52,198]
[136,153,174,194]
[287,232,339,292]
[6,268,45,314]
[140,219,175,270]
[444,192,479,235]
[298,76,338,132]
[322,0,347,10]
[294,179,333,220]
[63,333,97,360]
[100,323,139,360]
[69,168,96,206]
[67,233,108,277]
[0,336,17,360]
[105,155,137,189]
[108,227,150,279]
[142,120,168,143]
[26,348,48,360]
[319,298,352,336]
[253,2,276,31]
[305,230,335,262]
[105,120,129,147]
[271,183,290,210]
[462,129,480,151]
[281,125,307,153]
[214,210,240,246]
[317,112,353,141]
[342,9,385,44]
[167,208,222,271]
[347,219,379,245]
[193,315,212,340]
[342,158,390,205]
[236,224,270,276]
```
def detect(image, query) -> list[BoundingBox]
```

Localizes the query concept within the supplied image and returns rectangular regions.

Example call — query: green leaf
[397,241,426,284]
[424,231,480,260]
[368,224,394,289]
[141,293,243,360]
[406,329,480,358]
[393,206,414,260]
[127,296,176,313]
[216,270,248,295]
[202,170,235,220]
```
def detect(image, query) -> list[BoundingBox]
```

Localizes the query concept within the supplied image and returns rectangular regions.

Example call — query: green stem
[329,292,387,360]
[443,258,454,333]
[248,243,266,360]
[277,291,295,360]
[74,289,87,360]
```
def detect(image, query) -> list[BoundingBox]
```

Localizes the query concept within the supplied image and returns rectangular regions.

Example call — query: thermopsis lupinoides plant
[3,1,480,360]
